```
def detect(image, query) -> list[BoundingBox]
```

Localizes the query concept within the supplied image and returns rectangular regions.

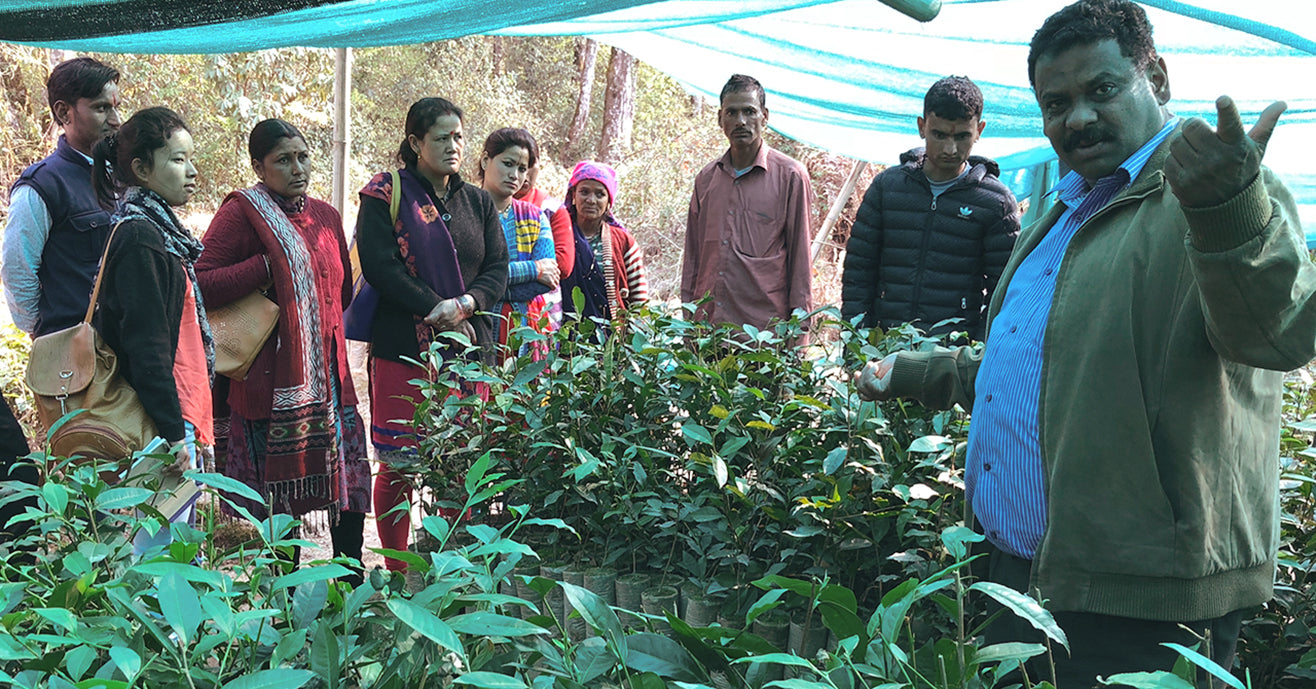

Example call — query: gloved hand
[855,353,898,401]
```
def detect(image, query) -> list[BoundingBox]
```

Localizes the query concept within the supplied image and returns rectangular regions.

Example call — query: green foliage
[0,323,32,426]
[1237,368,1316,688]
[398,306,969,628]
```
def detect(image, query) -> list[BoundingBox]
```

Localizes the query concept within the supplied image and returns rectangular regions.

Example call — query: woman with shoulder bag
[91,107,210,554]
[196,119,369,583]
[355,97,508,571]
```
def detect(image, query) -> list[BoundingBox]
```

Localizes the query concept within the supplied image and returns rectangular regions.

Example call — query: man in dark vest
[3,57,121,336]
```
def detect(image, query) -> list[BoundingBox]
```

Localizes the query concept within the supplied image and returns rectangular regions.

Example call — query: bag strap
[83,219,128,324]
[389,168,401,225]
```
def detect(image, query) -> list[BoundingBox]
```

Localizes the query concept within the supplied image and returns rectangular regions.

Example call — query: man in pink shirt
[683,74,813,336]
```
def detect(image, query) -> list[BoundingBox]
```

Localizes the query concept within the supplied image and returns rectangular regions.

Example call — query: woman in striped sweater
[554,161,648,337]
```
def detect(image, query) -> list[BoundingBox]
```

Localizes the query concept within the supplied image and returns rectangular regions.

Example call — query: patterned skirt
[220,362,370,520]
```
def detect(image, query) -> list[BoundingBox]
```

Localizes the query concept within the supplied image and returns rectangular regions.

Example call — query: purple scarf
[353,168,467,357]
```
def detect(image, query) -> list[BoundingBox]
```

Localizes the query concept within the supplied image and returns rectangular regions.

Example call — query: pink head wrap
[567,160,619,204]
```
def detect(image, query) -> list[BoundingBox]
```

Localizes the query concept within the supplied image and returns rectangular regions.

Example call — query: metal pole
[331,47,352,217]
[811,159,868,264]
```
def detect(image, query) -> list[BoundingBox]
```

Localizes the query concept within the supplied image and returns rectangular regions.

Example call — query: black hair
[1028,0,1157,87]
[396,97,464,167]
[47,57,119,123]
[720,74,766,110]
[478,128,538,181]
[92,106,189,205]
[923,76,983,122]
[249,118,305,163]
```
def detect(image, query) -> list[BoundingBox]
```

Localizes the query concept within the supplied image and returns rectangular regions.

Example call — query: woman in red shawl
[197,119,369,582]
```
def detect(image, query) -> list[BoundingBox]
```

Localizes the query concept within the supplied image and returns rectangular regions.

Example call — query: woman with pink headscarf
[554,161,649,330]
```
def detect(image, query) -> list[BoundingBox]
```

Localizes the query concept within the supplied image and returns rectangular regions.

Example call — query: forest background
[0,38,876,308]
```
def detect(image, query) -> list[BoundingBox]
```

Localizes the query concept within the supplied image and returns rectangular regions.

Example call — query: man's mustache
[1063,128,1112,152]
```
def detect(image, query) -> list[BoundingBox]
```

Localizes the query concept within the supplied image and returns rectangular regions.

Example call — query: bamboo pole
[331,47,352,217]
[810,159,868,264]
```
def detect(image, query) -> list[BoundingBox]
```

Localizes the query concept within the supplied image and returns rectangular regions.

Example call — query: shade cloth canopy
[5,0,1312,230]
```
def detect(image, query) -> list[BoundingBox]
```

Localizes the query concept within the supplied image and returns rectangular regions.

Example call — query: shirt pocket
[731,208,784,258]
[68,210,111,263]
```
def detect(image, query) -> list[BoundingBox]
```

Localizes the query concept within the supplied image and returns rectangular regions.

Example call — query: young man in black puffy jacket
[841,76,1019,341]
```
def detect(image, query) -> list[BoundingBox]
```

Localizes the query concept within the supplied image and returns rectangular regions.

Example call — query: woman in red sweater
[556,161,649,336]
[196,119,368,583]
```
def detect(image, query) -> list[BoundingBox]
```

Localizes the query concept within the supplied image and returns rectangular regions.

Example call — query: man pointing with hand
[857,0,1310,685]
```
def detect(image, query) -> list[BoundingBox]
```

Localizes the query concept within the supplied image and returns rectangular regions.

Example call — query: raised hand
[1164,96,1285,208]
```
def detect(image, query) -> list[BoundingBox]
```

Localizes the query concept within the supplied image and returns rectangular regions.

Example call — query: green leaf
[158,572,202,644]
[421,515,451,543]
[712,455,728,488]
[447,611,552,638]
[625,633,707,683]
[1099,672,1195,689]
[33,607,77,632]
[818,584,857,613]
[190,471,265,504]
[628,672,667,689]
[732,653,816,670]
[465,452,494,496]
[574,639,616,683]
[752,575,816,599]
[273,563,352,590]
[682,423,713,446]
[974,642,1046,664]
[1160,643,1245,689]
[940,526,983,561]
[369,548,430,571]
[199,594,237,639]
[310,621,340,688]
[907,435,951,453]
[822,446,847,475]
[452,672,528,689]
[108,646,142,679]
[95,487,153,511]
[560,581,627,659]
[762,680,832,689]
[272,628,309,668]
[511,359,549,389]
[74,680,129,689]
[746,589,787,628]
[42,482,68,516]
[387,599,465,659]
[969,582,1068,651]
[132,562,225,588]
[220,669,317,689]
[65,644,96,680]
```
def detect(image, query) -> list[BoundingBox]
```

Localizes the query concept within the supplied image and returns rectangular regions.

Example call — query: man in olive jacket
[856,0,1309,685]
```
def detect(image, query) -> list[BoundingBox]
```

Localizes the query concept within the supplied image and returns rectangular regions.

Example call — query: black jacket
[356,170,508,363]
[96,219,188,442]
[841,148,1019,340]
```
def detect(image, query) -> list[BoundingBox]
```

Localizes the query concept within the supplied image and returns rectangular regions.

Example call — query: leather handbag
[25,220,160,462]
[208,289,279,380]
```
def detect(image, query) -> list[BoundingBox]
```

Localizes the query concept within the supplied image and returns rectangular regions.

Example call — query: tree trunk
[563,38,599,161]
[598,47,636,164]
[596,47,636,164]
[490,36,506,77]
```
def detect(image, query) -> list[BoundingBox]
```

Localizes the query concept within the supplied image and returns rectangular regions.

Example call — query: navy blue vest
[11,136,112,336]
